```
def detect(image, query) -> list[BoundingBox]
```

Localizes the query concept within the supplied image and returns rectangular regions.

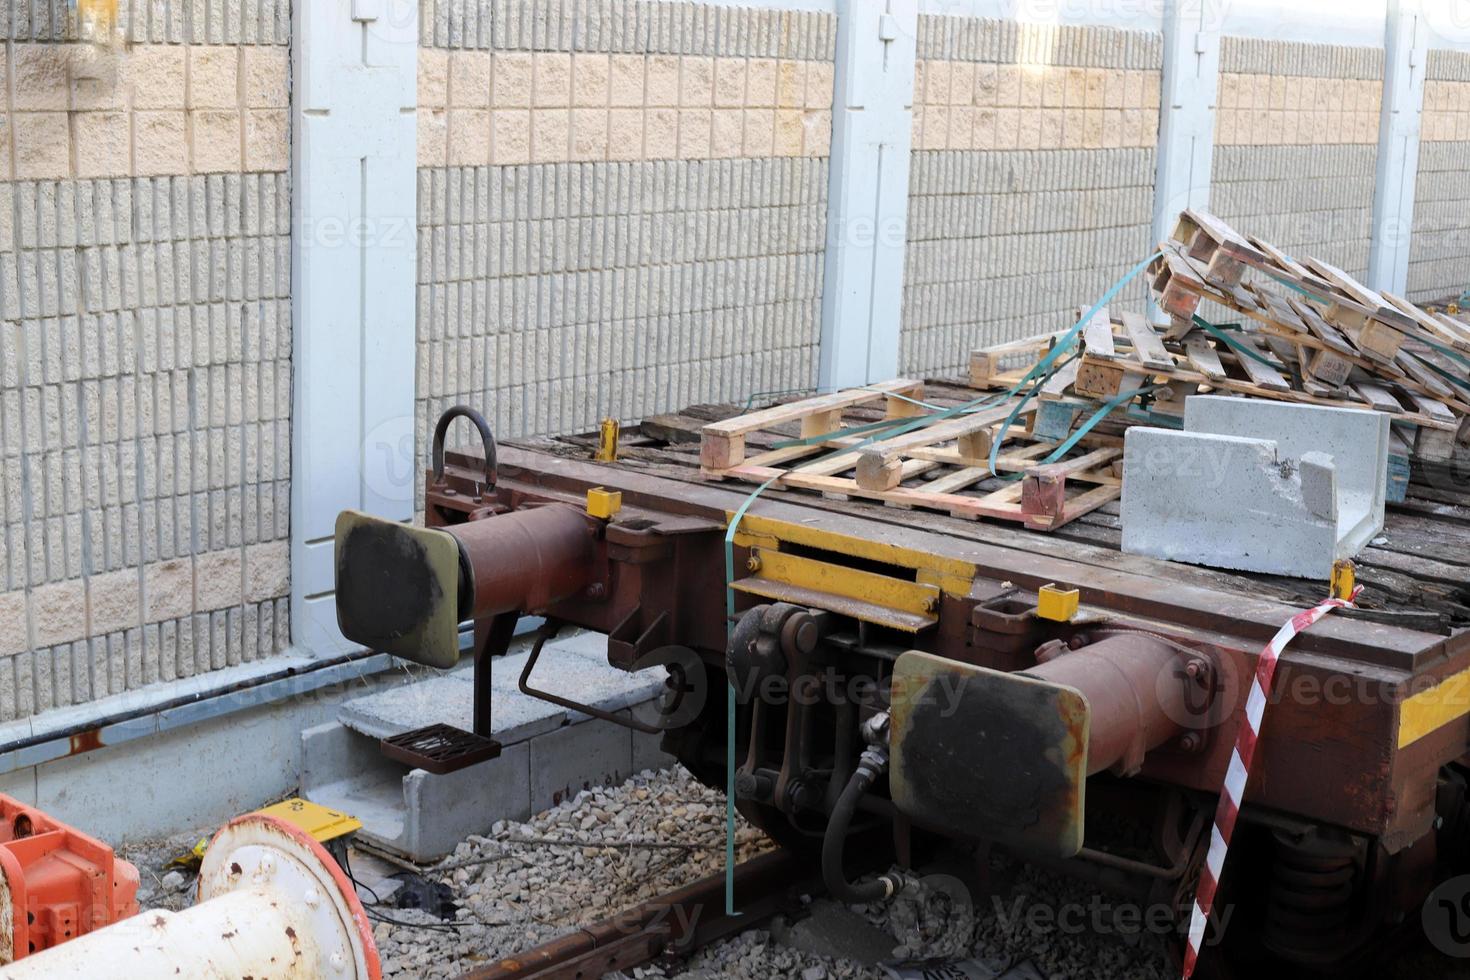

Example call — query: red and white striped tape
[1182,585,1363,978]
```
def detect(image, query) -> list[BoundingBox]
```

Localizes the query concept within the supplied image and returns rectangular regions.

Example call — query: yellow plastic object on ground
[253,798,362,846]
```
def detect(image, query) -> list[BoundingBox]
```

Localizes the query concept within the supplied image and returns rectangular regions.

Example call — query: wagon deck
[516,378,1470,633]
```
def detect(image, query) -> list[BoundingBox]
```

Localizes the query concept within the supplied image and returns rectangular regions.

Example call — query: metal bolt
[746,555,761,573]
[304,887,322,908]
[1179,732,1203,753]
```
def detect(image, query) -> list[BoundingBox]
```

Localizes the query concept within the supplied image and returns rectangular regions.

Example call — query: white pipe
[0,814,380,980]
[0,888,314,979]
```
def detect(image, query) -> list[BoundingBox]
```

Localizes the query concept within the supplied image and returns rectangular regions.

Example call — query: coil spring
[1262,829,1360,964]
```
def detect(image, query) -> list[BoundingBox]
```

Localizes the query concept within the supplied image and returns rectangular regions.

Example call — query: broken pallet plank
[1081,307,1117,358]
[1122,312,1176,370]
[1184,337,1226,379]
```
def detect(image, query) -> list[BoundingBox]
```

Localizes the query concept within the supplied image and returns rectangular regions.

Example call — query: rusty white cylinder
[0,814,380,980]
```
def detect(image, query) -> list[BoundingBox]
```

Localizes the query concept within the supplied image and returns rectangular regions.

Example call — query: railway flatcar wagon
[334,396,1470,978]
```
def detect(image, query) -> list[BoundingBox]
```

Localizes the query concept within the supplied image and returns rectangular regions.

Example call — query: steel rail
[456,850,816,980]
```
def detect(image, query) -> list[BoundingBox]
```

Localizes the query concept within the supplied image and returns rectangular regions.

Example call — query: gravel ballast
[126,766,1177,979]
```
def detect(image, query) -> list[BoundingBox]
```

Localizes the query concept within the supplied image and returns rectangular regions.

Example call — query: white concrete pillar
[1152,0,1224,253]
[291,0,419,654]
[818,0,918,389]
[1368,0,1428,294]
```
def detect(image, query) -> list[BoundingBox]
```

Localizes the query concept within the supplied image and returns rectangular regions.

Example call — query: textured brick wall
[415,0,834,453]
[902,18,1160,376]
[1408,50,1470,303]
[0,13,291,722]
[1210,38,1383,280]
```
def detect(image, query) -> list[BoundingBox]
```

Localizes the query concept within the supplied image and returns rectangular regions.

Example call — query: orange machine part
[0,794,139,962]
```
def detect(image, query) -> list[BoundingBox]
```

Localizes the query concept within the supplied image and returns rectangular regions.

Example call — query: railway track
[456,850,817,980]
[450,844,1465,980]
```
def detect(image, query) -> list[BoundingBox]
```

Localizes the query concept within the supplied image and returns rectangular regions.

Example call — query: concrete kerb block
[1121,396,1390,579]
[305,631,674,860]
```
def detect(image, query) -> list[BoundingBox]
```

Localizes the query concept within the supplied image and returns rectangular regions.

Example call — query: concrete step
[301,631,674,861]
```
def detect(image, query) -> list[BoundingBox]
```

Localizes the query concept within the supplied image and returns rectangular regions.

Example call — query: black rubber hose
[822,750,904,904]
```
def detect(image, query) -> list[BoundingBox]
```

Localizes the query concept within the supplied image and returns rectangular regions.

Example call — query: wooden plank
[1395,350,1458,402]
[1305,257,1416,332]
[1401,389,1458,424]
[1121,311,1175,370]
[1383,291,1470,353]
[1231,335,1291,391]
[1250,285,1308,334]
[1248,236,1323,286]
[703,379,923,439]
[1354,382,1407,414]
[1040,358,1081,398]
[1081,307,1116,358]
[700,379,922,469]
[857,402,1021,460]
[1183,337,1226,379]
[1434,312,1470,346]
[1287,296,1356,355]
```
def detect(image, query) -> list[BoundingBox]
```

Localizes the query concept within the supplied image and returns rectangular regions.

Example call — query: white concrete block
[530,717,634,812]
[1122,396,1390,579]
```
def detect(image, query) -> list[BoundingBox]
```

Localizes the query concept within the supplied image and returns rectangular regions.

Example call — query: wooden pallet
[699,386,1123,532]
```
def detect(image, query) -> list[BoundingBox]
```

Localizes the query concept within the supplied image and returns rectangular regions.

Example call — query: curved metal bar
[432,404,498,493]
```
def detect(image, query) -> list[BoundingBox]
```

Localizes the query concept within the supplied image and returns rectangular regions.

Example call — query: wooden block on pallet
[1341,316,1407,363]
[1074,357,1135,399]
[1306,347,1353,388]
[969,350,998,387]
[1020,448,1123,531]
[1153,249,1206,320]
[701,432,746,469]
[1171,209,1264,287]
[800,409,844,439]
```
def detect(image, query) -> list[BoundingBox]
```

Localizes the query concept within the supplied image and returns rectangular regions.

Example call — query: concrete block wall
[901,18,1161,376]
[414,0,835,451]
[1407,49,1470,302]
[1210,38,1383,280]
[0,10,292,722]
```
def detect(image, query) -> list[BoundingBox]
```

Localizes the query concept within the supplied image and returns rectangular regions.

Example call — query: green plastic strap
[985,250,1164,480]
[1191,314,1279,368]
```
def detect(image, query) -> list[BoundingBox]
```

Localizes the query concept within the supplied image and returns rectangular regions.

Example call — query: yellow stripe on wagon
[727,513,979,597]
[1397,668,1470,749]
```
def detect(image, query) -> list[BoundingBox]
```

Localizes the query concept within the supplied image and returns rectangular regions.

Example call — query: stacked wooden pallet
[691,209,1467,535]
[696,379,1125,532]
[968,209,1470,464]
[967,211,1470,490]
